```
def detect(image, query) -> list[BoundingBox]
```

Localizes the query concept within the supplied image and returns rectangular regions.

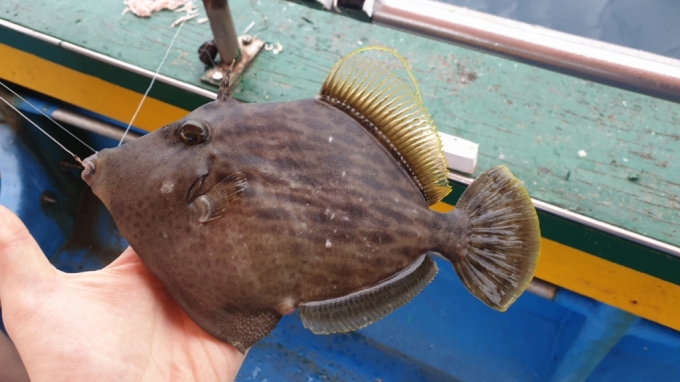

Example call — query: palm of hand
[0,206,245,381]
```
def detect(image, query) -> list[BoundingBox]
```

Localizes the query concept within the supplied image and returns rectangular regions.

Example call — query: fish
[79,48,541,353]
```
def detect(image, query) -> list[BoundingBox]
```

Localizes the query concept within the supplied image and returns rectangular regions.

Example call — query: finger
[0,205,56,300]
[0,332,30,382]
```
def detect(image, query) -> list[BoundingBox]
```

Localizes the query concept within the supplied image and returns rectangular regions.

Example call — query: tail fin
[451,166,541,311]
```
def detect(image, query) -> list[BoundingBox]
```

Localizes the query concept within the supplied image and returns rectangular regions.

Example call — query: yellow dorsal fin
[320,47,451,205]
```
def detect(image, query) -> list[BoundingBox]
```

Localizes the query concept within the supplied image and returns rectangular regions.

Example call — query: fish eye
[179,120,210,145]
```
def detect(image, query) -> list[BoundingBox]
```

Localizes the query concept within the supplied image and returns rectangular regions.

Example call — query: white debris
[197,17,209,24]
[578,150,587,157]
[272,42,283,55]
[328,136,333,143]
[325,239,332,248]
[171,12,197,27]
[122,0,200,28]
[123,0,188,17]
[242,21,256,35]
[160,180,174,194]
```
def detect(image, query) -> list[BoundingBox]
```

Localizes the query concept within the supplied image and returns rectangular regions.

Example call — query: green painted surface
[1,0,679,252]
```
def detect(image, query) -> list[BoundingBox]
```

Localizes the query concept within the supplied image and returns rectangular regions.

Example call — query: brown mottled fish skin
[83,97,469,351]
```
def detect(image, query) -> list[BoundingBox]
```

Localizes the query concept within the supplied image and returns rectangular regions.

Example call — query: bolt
[241,34,252,45]
[198,40,218,66]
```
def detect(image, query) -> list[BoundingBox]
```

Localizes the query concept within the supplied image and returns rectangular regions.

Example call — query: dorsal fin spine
[346,68,370,98]
[359,71,389,101]
[366,95,400,120]
[395,122,430,143]
[374,100,409,126]
[402,139,431,155]
[358,70,390,100]
[384,111,419,135]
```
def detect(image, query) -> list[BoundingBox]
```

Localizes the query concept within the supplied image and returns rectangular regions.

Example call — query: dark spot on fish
[345,203,369,219]
[357,174,385,193]
[309,213,327,224]
[286,194,312,206]
[368,232,395,245]
[255,209,284,220]
[372,205,409,224]
[256,173,291,187]
[397,246,412,257]
[297,174,325,188]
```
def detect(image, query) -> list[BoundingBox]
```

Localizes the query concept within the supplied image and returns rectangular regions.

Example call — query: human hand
[0,205,246,381]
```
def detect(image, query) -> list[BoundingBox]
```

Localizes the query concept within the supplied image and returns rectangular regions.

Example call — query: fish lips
[81,153,98,186]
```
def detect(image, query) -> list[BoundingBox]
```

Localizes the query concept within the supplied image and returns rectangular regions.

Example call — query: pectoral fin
[299,254,438,334]
[191,172,247,222]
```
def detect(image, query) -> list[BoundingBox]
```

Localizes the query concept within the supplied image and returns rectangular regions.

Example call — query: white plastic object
[438,132,478,174]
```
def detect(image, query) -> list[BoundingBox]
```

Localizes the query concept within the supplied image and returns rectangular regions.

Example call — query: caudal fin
[451,166,541,311]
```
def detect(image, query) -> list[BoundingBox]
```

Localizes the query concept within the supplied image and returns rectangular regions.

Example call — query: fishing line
[0,81,97,154]
[0,95,83,163]
[119,20,186,146]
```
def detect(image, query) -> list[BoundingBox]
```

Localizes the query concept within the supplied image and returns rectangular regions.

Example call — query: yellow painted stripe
[432,201,680,331]
[0,43,189,132]
[4,43,679,331]
[536,239,680,331]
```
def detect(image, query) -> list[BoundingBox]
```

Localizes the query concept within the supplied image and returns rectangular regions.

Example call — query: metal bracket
[200,35,264,88]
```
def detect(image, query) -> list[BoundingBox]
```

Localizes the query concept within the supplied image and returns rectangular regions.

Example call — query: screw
[211,71,224,81]
[241,34,252,45]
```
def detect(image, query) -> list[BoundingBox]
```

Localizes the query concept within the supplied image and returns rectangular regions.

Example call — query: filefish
[80,49,541,353]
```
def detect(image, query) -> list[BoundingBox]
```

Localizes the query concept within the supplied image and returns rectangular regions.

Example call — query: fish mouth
[81,153,98,186]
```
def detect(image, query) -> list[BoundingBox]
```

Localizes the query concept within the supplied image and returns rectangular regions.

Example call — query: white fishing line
[0,81,97,154]
[119,20,185,146]
[0,95,82,163]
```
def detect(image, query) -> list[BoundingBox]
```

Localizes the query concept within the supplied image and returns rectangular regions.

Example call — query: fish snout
[81,153,98,186]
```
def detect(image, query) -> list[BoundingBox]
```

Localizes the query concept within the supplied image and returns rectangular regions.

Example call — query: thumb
[0,205,56,303]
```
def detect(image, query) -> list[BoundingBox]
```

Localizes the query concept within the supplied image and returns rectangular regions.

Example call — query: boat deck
[1,1,679,379]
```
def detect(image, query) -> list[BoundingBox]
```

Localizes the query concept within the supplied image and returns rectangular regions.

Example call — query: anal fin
[299,254,438,334]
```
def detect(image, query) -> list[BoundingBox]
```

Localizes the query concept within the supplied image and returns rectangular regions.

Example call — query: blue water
[440,0,680,59]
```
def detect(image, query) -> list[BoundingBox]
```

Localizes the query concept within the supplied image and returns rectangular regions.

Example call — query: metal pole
[202,0,240,64]
[51,109,141,143]
[298,0,680,103]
